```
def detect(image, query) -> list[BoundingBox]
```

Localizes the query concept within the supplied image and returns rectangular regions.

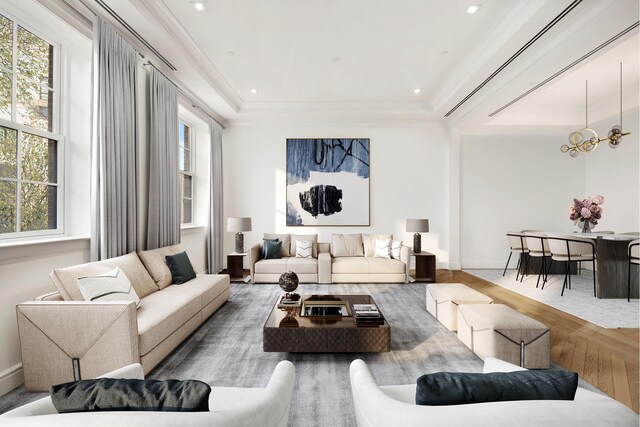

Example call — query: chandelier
[561,63,631,157]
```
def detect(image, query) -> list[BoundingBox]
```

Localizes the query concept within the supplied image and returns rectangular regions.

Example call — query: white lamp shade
[406,219,429,233]
[227,217,252,232]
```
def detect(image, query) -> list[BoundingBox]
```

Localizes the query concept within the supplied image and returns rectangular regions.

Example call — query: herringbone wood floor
[436,270,639,414]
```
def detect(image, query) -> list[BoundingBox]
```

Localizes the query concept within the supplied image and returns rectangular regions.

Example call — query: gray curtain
[146,67,180,250]
[206,120,223,274]
[90,16,139,261]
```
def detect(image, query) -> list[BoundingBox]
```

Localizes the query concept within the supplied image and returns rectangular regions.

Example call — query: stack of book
[352,304,385,325]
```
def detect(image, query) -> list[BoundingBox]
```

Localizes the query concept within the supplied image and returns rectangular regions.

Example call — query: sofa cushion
[137,284,204,355]
[165,252,197,285]
[332,257,369,274]
[264,233,290,257]
[50,253,159,301]
[138,244,185,290]
[290,234,318,258]
[415,370,578,406]
[254,258,289,274]
[184,274,230,307]
[50,378,211,413]
[286,257,318,274]
[367,257,406,274]
[77,267,141,308]
[363,234,393,257]
[332,234,364,257]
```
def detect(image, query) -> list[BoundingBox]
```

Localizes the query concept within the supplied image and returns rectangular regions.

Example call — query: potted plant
[570,195,604,233]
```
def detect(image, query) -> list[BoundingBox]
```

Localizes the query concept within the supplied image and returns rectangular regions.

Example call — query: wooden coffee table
[263,294,390,353]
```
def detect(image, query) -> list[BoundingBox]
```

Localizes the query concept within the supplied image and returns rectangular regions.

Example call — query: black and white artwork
[286,138,370,226]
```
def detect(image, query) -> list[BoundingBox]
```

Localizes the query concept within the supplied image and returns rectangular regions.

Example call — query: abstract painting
[286,138,370,226]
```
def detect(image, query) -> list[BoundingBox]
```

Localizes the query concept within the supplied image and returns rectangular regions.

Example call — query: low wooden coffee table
[263,294,390,353]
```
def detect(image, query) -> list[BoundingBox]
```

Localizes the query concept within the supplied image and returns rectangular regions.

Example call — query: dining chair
[546,234,596,297]
[523,233,552,287]
[629,239,639,302]
[504,232,529,281]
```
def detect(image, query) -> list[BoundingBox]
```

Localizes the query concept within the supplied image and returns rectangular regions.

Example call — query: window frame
[178,118,195,227]
[0,10,64,240]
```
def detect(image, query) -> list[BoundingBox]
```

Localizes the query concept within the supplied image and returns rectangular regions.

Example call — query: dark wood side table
[227,252,249,283]
[412,251,436,282]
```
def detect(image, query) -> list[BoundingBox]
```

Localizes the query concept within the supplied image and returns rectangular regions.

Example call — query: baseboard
[0,363,23,397]
[447,262,462,270]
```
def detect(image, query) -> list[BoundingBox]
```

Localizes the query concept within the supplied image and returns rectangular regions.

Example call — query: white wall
[460,132,587,268]
[0,0,92,396]
[584,107,640,233]
[222,124,451,267]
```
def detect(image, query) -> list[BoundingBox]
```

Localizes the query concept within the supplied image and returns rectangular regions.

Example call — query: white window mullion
[11,20,17,123]
[15,128,21,232]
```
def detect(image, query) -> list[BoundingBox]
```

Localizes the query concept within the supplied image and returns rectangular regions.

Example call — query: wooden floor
[436,270,639,414]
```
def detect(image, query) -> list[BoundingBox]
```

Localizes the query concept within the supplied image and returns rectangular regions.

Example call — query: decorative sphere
[279,271,299,293]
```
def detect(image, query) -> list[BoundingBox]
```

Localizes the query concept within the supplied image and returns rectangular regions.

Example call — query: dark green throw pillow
[165,251,197,284]
[262,238,279,259]
[415,370,578,406]
[50,378,211,413]
[263,240,282,259]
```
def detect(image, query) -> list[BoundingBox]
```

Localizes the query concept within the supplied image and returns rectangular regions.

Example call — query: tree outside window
[0,13,60,237]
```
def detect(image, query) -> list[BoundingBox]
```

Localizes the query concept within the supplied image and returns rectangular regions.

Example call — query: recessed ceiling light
[440,50,449,56]
[413,88,421,94]
[191,1,205,11]
[250,88,258,94]
[466,4,482,14]
[227,51,236,56]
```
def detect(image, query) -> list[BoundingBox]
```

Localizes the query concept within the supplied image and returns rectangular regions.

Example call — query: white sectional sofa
[349,358,638,427]
[0,361,296,427]
[17,244,230,391]
[249,233,410,284]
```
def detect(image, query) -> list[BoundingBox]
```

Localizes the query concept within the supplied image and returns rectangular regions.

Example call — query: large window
[0,12,61,237]
[179,121,193,225]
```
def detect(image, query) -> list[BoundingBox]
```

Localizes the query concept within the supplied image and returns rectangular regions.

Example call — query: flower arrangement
[570,195,604,226]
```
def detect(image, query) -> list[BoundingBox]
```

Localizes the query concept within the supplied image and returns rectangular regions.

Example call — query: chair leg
[520,254,530,283]
[593,259,596,298]
[542,259,553,290]
[629,261,632,302]
[515,255,521,281]
[561,261,568,296]
[536,258,544,288]
[503,252,512,277]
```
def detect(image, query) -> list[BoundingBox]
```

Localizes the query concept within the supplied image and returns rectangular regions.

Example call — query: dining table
[519,231,638,299]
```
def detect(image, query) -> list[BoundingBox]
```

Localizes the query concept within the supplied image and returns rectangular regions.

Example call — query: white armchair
[1,361,295,427]
[349,358,637,427]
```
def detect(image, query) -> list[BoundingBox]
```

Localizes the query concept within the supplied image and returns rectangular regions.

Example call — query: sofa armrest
[34,291,63,301]
[318,252,332,284]
[249,244,262,282]
[400,245,410,283]
[318,242,331,254]
[17,301,139,391]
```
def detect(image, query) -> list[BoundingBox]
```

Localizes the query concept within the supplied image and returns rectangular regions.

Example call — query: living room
[0,0,638,425]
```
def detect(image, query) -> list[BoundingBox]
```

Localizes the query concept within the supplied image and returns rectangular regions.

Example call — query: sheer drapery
[206,119,223,273]
[90,16,139,260]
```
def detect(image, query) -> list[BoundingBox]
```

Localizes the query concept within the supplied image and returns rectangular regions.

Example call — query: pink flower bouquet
[570,195,604,225]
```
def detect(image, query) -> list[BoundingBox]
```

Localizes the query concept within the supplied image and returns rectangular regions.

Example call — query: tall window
[0,13,60,237]
[179,121,193,225]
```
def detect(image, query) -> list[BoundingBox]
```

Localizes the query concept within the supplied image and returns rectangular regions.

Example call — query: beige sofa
[16,244,230,391]
[249,233,409,284]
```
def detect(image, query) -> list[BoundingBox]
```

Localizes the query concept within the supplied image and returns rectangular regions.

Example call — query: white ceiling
[64,0,640,126]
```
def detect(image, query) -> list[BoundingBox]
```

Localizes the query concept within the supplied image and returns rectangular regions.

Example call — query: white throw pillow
[296,240,313,258]
[390,240,402,259]
[77,267,141,309]
[374,239,391,259]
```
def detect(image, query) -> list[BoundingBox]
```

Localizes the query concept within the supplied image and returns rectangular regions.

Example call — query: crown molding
[135,0,242,113]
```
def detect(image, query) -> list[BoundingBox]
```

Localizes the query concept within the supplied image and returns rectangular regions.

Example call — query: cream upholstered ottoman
[425,283,493,331]
[457,304,550,369]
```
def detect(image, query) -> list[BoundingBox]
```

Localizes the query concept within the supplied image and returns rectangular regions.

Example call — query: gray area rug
[0,282,600,425]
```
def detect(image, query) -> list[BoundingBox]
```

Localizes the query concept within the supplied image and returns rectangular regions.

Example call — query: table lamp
[406,219,429,253]
[227,217,252,253]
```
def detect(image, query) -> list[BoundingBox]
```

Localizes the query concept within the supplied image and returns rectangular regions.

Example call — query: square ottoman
[457,304,550,369]
[426,283,493,331]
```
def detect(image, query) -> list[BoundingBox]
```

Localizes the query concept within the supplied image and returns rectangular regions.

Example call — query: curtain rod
[143,61,226,130]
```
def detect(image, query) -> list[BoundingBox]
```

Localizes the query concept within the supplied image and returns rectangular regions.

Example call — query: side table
[227,252,250,283]
[411,251,436,283]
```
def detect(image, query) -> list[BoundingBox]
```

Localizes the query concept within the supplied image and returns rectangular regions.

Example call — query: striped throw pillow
[77,267,141,308]
[296,240,313,258]
[390,240,402,259]
[374,239,391,259]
